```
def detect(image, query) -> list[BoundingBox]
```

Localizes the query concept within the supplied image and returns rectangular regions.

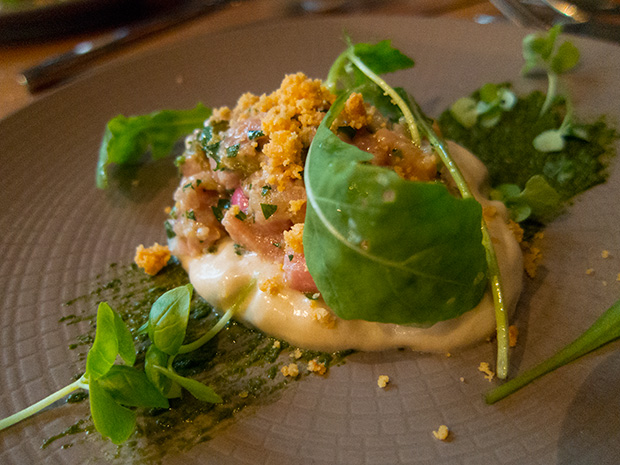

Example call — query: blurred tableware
[18,0,233,93]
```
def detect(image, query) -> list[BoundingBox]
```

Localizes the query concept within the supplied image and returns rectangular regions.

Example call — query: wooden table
[0,0,502,120]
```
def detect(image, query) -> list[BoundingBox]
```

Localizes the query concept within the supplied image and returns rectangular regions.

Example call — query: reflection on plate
[0,15,619,465]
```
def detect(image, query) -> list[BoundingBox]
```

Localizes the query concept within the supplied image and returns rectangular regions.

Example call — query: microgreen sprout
[522,25,580,152]
[0,282,256,444]
[450,83,517,129]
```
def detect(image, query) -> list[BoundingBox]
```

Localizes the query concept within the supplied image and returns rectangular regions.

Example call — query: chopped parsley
[261,185,272,196]
[226,143,240,158]
[260,203,277,220]
[248,130,265,140]
[211,198,231,222]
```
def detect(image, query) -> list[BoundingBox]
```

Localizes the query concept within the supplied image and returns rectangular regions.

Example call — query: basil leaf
[96,104,212,189]
[89,377,136,445]
[96,365,169,409]
[148,284,193,355]
[304,96,488,325]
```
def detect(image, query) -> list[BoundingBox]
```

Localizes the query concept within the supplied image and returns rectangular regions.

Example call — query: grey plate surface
[1,14,619,465]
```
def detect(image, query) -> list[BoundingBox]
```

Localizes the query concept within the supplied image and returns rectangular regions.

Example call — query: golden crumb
[445,353,452,358]
[288,199,306,215]
[283,223,305,254]
[507,220,524,243]
[478,362,495,382]
[164,206,172,214]
[508,325,518,348]
[339,92,370,130]
[281,363,299,378]
[238,391,249,398]
[311,307,337,329]
[601,250,610,259]
[292,348,303,359]
[377,375,390,388]
[432,425,450,441]
[307,359,327,375]
[211,106,231,122]
[232,73,334,191]
[259,276,282,294]
[459,377,465,383]
[586,268,595,276]
[522,244,543,278]
[134,243,171,276]
[617,273,620,282]
[273,340,281,349]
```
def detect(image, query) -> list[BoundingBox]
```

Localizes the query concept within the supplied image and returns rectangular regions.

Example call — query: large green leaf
[304,96,488,326]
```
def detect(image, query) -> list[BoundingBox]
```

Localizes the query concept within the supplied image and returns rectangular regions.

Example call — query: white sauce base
[176,143,523,353]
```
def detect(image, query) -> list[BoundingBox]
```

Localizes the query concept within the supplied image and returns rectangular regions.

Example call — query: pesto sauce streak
[53,259,350,462]
[439,91,616,202]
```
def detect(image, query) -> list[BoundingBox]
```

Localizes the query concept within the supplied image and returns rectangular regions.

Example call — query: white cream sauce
[175,143,523,353]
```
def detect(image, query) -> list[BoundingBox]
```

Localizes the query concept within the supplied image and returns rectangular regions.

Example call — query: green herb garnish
[486,298,620,404]
[226,143,240,158]
[248,130,265,140]
[96,104,211,189]
[260,203,277,220]
[0,283,256,443]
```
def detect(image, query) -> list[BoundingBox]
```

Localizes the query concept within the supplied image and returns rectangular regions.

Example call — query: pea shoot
[0,282,256,444]
[522,25,581,152]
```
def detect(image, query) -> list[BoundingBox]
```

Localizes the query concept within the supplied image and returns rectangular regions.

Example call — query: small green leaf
[96,365,169,408]
[113,311,136,367]
[534,129,566,152]
[152,365,222,403]
[450,97,478,128]
[550,41,580,75]
[86,303,120,380]
[145,344,181,398]
[89,378,136,444]
[148,284,193,355]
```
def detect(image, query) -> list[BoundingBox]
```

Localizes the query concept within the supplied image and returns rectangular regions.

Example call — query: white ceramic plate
[1,15,619,465]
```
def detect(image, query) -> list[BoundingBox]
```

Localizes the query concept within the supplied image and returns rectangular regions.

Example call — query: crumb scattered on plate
[432,424,450,441]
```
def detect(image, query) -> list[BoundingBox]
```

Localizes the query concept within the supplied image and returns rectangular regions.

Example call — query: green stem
[346,51,422,147]
[177,280,256,355]
[346,50,509,377]
[540,72,558,115]
[0,377,88,431]
[409,98,509,379]
[486,298,620,403]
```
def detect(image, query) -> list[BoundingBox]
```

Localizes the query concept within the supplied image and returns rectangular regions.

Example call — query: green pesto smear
[52,260,350,462]
[439,89,617,217]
